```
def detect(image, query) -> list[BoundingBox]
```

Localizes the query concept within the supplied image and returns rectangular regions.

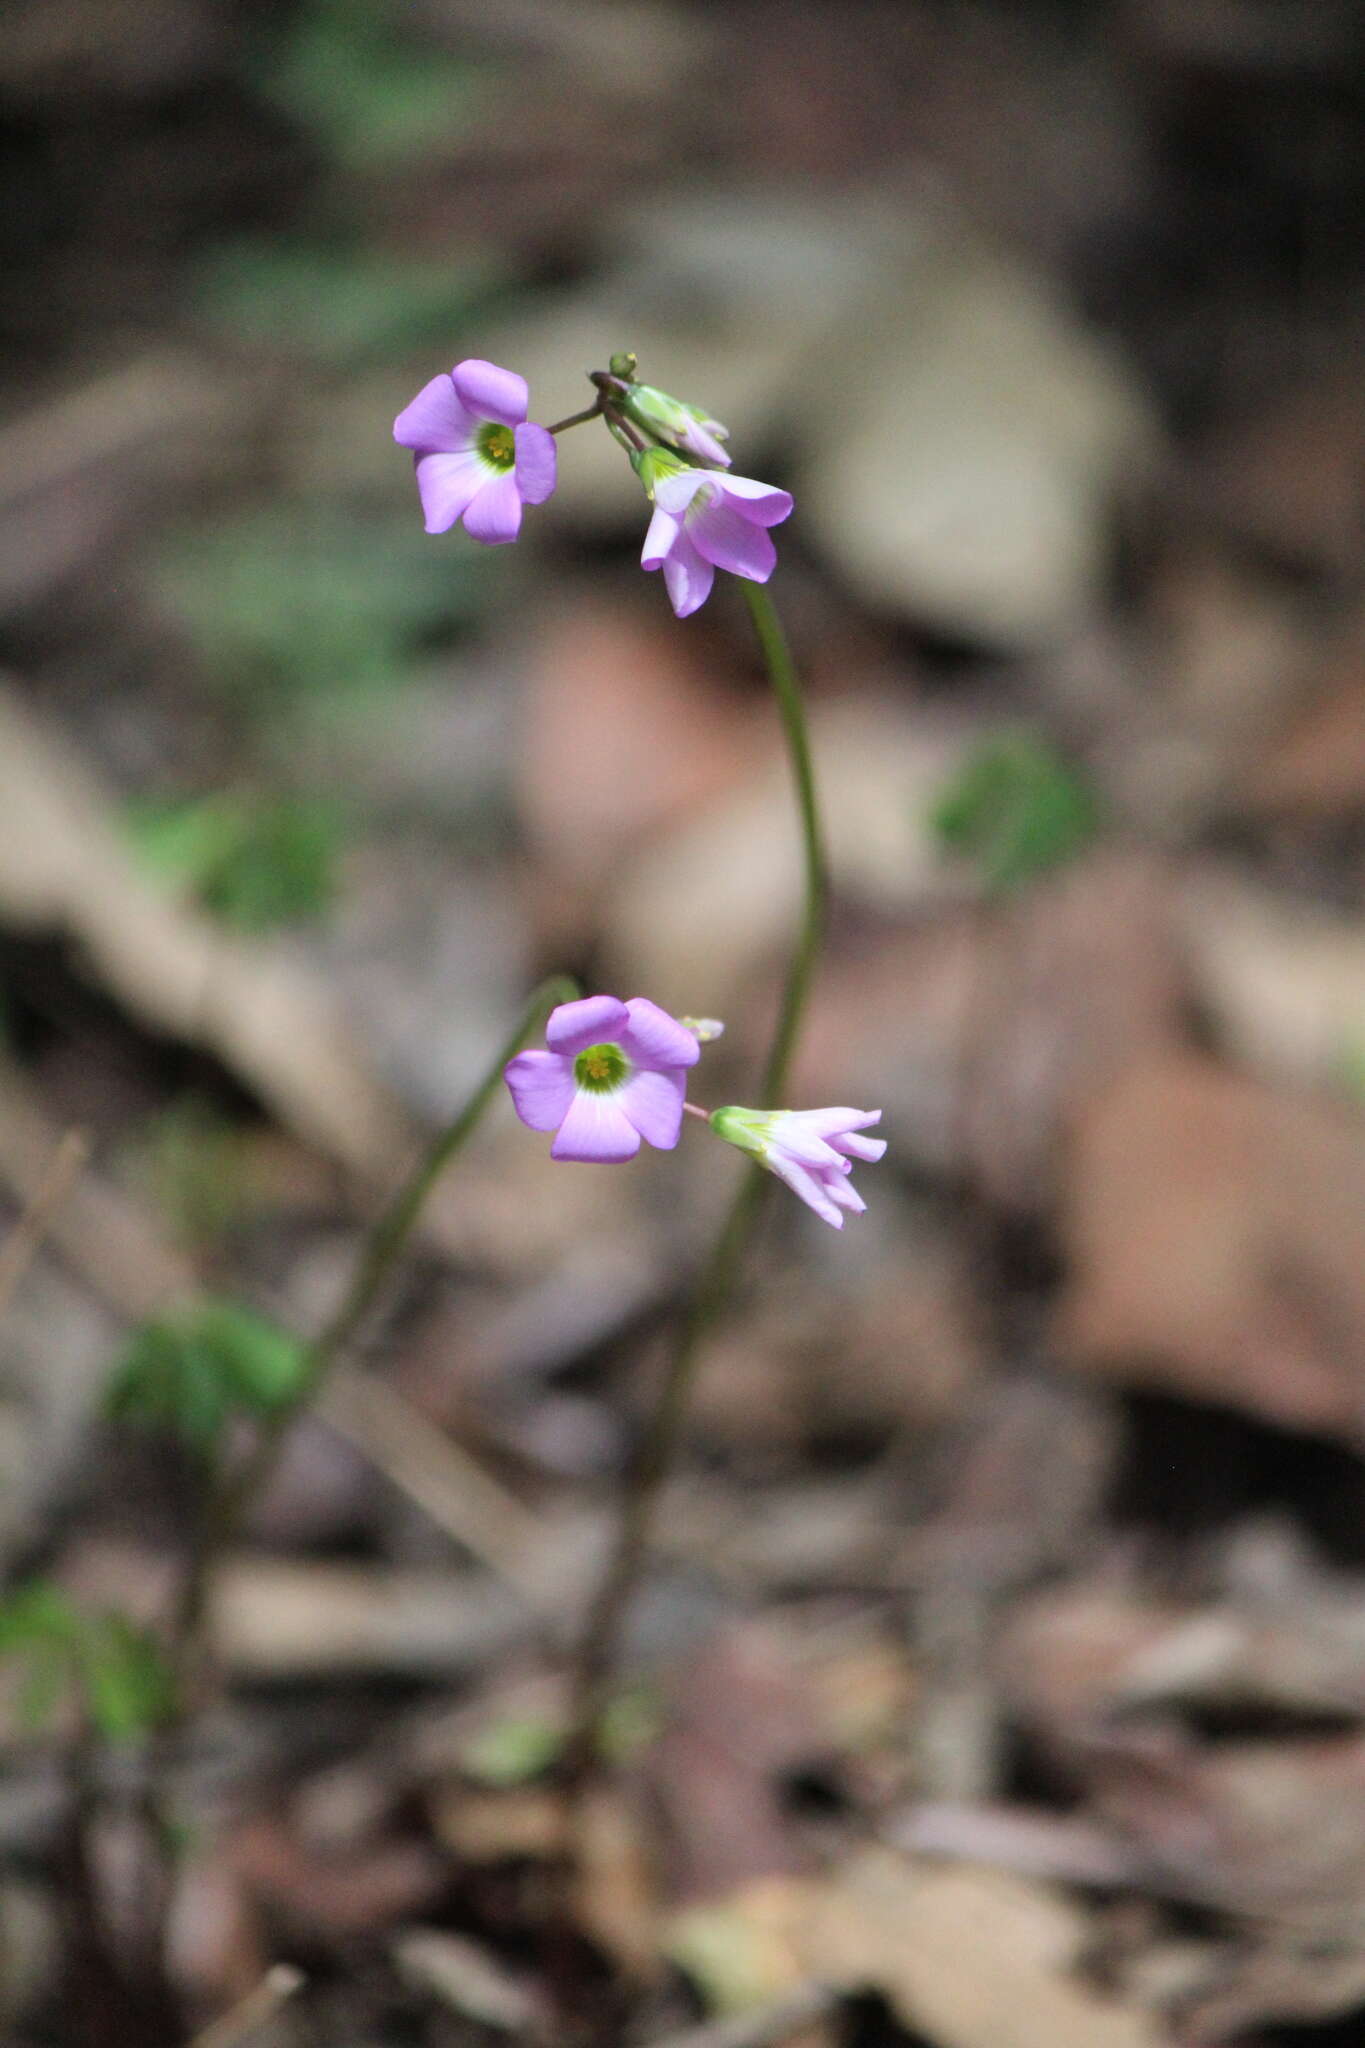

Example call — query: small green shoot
[107,1300,309,1452]
[932,731,1101,893]
[128,792,342,933]
[0,1583,173,1741]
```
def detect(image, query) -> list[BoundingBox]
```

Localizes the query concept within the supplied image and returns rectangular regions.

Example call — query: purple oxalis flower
[709,1105,886,1229]
[394,358,556,544]
[504,995,701,1163]
[642,469,794,619]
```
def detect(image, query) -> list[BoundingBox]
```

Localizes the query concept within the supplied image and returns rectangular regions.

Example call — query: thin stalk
[166,973,581,1680]
[564,580,826,1775]
[546,403,602,436]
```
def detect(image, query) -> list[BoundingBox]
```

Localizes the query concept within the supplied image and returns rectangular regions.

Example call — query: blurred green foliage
[932,731,1101,892]
[107,1299,308,1451]
[155,506,486,703]
[132,1097,249,1251]
[196,240,504,366]
[258,0,488,169]
[128,791,341,933]
[460,1712,563,1788]
[0,1583,173,1741]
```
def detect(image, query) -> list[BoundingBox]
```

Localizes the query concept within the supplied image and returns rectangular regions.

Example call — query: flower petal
[653,469,713,518]
[767,1150,845,1229]
[546,995,630,1056]
[832,1132,887,1163]
[661,529,715,618]
[824,1172,866,1214]
[552,1090,641,1163]
[452,358,529,426]
[618,998,701,1071]
[413,449,487,534]
[514,421,557,505]
[689,496,778,581]
[394,374,477,452]
[462,473,524,545]
[503,1050,576,1131]
[616,1067,686,1149]
[711,476,794,524]
[641,503,682,569]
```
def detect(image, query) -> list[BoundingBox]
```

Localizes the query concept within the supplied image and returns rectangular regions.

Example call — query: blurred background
[1,1,1364,2043]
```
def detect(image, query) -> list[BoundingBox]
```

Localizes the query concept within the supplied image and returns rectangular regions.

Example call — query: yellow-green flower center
[573,1042,628,1093]
[478,422,516,471]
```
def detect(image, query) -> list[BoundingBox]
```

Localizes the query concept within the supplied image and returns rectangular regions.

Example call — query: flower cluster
[394,355,792,618]
[504,995,884,1229]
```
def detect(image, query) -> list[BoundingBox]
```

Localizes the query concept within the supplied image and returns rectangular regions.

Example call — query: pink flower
[394,358,556,544]
[504,995,701,1163]
[709,1105,886,1229]
[642,469,794,618]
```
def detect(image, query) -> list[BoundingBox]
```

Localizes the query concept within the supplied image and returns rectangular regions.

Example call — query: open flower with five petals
[394,357,556,544]
[504,995,700,1162]
[642,468,794,619]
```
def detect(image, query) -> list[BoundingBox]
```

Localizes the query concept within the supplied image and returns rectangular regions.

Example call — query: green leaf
[932,732,1101,893]
[79,1620,174,1742]
[128,793,342,933]
[0,1583,173,1741]
[459,1712,563,1788]
[154,505,488,704]
[108,1300,309,1449]
[195,239,504,366]
[257,0,488,169]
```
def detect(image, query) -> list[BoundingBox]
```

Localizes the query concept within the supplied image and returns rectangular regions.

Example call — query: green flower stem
[167,973,581,1677]
[565,579,826,1777]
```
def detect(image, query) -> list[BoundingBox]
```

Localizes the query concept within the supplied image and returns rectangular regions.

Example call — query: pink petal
[552,1090,641,1163]
[394,374,477,452]
[768,1151,845,1229]
[661,528,714,618]
[833,1132,887,1163]
[800,1108,883,1138]
[413,449,486,534]
[653,470,712,518]
[616,1067,686,1149]
[711,476,793,525]
[546,995,630,1057]
[503,1050,576,1131]
[452,358,529,426]
[824,1172,866,1214]
[641,503,682,569]
[462,473,523,545]
[514,422,557,505]
[618,998,700,1071]
[690,496,778,581]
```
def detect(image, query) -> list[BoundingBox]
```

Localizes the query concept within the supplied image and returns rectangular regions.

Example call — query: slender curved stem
[564,580,826,1775]
[167,973,581,1676]
[547,403,602,436]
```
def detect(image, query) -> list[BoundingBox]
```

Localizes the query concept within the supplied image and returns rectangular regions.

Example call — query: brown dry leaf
[572,1787,663,1982]
[1087,1726,1365,1926]
[1199,363,1365,576]
[1056,1052,1365,1438]
[1179,867,1365,1095]
[648,1624,828,1907]
[796,851,1183,1201]
[515,594,766,945]
[669,1852,1167,2047]
[0,677,418,1192]
[231,1813,446,1937]
[1249,625,1365,819]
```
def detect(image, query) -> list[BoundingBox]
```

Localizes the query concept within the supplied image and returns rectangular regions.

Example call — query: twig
[318,1367,550,1605]
[645,1983,840,2048]
[187,1965,305,2048]
[0,1125,89,1321]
